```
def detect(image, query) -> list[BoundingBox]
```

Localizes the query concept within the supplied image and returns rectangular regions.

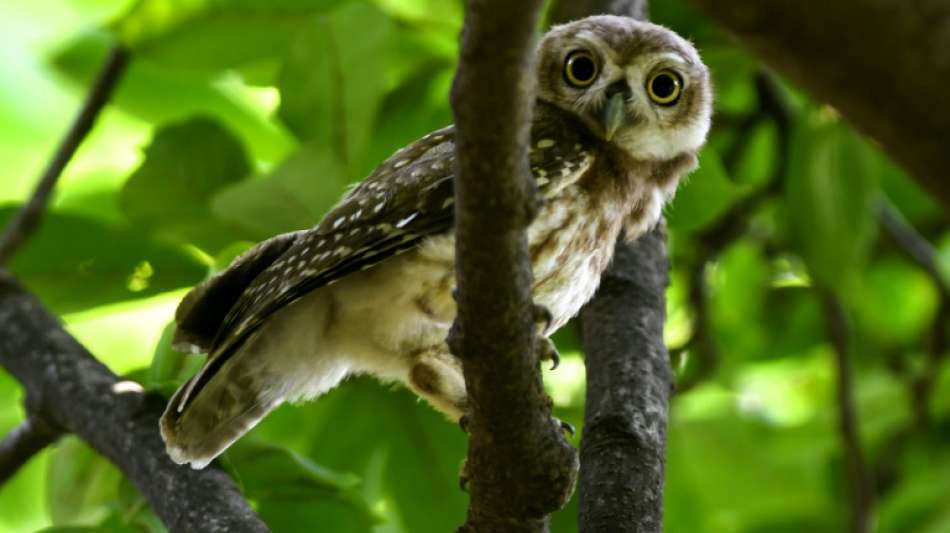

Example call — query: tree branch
[0,46,128,265]
[0,272,268,532]
[821,291,874,533]
[577,226,673,533]
[877,200,950,298]
[685,0,950,208]
[449,1,578,531]
[0,417,61,485]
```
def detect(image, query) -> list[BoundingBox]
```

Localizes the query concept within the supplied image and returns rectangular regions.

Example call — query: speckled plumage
[160,15,712,469]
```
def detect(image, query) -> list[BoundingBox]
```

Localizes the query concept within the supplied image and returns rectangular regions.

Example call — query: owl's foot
[456,416,573,493]
[537,336,561,371]
[556,417,576,437]
[533,303,553,334]
[459,460,470,492]
[532,304,561,370]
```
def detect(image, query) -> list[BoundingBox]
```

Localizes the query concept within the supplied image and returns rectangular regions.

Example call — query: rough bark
[686,0,950,208]
[578,227,672,533]
[0,272,268,533]
[449,1,579,531]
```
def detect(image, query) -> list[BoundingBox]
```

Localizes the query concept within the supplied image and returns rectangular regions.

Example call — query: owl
[160,15,712,469]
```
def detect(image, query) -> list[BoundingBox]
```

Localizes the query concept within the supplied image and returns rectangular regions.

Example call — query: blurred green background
[0,0,948,531]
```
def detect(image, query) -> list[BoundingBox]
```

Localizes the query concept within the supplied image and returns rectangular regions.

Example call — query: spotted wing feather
[172,108,594,413]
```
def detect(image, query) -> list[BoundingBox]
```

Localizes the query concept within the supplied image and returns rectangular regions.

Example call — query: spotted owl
[160,15,712,469]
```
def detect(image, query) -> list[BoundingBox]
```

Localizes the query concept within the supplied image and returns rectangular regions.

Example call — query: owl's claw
[537,336,561,371]
[459,460,470,492]
[557,417,576,437]
[532,303,553,335]
[458,414,470,433]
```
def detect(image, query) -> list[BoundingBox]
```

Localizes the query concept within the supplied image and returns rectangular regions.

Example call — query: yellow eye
[564,51,598,88]
[646,70,682,105]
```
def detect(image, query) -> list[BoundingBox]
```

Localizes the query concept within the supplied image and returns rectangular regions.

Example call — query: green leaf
[46,437,121,527]
[276,2,394,180]
[146,320,204,391]
[211,144,346,240]
[225,441,377,532]
[709,242,770,365]
[667,148,742,232]
[2,208,206,314]
[250,379,467,532]
[785,117,878,293]
[113,0,352,72]
[119,116,251,252]
[853,258,940,346]
[228,441,363,498]
[49,30,295,161]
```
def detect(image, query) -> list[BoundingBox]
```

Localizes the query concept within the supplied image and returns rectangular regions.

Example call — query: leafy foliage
[0,0,947,532]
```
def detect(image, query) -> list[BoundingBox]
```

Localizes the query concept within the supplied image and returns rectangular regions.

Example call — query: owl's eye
[564,51,598,88]
[646,70,682,105]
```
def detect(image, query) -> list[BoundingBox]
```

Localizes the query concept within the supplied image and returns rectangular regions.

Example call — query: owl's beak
[602,92,626,142]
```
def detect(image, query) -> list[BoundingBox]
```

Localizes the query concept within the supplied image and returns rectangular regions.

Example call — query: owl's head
[537,16,712,161]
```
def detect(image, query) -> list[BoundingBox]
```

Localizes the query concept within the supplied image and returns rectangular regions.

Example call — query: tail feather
[160,351,282,469]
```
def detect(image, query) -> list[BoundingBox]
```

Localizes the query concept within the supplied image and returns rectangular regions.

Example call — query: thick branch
[0,417,61,485]
[449,1,577,531]
[0,272,268,532]
[577,227,673,533]
[0,46,128,265]
[685,0,950,208]
[821,291,874,533]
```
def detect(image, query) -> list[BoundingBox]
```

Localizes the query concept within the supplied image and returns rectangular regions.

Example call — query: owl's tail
[159,346,283,470]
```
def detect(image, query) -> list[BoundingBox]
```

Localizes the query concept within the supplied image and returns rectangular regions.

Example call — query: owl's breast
[527,186,625,332]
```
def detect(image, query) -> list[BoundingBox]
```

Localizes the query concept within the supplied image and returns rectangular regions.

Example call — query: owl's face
[537,16,712,161]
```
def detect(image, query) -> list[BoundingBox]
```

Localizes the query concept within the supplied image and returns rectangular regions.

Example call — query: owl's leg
[407,347,467,421]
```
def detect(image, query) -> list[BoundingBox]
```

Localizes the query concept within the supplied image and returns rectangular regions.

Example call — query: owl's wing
[172,113,594,411]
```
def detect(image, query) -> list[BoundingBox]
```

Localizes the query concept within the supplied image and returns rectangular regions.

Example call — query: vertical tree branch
[577,226,672,533]
[0,46,128,265]
[821,291,874,533]
[449,1,578,531]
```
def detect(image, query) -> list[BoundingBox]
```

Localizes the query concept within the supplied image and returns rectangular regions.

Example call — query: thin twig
[876,199,950,296]
[821,291,874,533]
[0,46,129,265]
[0,417,62,485]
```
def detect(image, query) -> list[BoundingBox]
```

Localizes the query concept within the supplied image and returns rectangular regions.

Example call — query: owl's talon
[459,460,470,492]
[532,303,554,335]
[458,414,470,433]
[537,337,561,370]
[451,287,459,302]
[557,418,576,437]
